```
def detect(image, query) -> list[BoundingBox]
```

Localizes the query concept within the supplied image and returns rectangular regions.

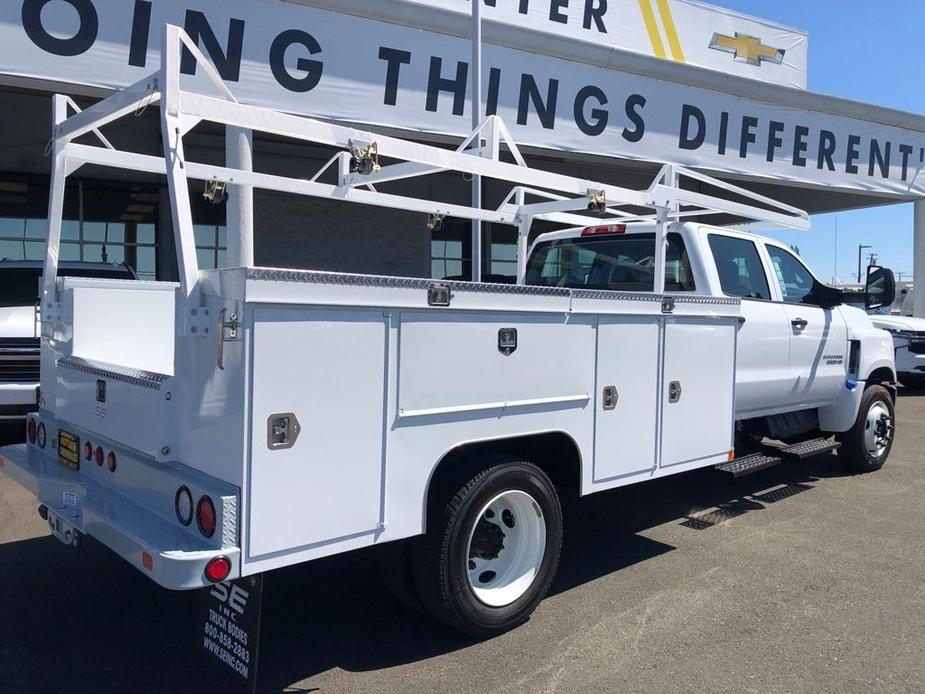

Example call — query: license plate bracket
[58,430,80,470]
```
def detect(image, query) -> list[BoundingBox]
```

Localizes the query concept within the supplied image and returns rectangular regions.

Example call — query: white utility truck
[0,28,897,639]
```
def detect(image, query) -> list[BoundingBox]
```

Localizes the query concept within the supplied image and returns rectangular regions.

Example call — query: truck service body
[0,27,898,637]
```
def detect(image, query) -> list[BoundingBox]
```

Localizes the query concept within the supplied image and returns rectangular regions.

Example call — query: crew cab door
[764,245,848,407]
[707,233,792,417]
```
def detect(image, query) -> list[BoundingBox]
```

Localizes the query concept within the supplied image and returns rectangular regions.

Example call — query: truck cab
[526,222,896,440]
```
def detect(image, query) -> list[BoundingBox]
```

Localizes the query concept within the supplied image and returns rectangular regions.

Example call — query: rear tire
[412,458,562,638]
[836,385,895,472]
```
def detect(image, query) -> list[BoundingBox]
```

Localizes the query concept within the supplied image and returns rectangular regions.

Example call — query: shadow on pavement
[0,451,855,694]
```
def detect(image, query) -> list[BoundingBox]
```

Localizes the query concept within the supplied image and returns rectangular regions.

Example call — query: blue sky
[716,0,924,282]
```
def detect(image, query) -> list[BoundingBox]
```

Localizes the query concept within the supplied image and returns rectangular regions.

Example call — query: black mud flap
[198,574,264,694]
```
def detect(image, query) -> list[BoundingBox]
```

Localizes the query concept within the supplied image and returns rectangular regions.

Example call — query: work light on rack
[203,180,229,205]
[349,140,381,175]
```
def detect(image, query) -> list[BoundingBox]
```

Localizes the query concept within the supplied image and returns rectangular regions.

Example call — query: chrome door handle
[791,318,808,330]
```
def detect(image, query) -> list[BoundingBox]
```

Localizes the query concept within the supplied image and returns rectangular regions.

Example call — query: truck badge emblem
[96,379,107,403]
[709,33,785,66]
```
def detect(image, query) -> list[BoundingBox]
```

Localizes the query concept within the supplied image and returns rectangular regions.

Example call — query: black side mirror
[866,266,896,311]
[806,279,844,309]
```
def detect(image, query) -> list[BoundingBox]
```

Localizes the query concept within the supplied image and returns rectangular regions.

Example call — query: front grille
[0,337,40,352]
[0,354,40,383]
[0,338,40,382]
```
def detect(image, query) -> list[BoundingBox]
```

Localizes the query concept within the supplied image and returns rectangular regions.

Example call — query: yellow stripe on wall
[637,0,667,59]
[656,0,686,63]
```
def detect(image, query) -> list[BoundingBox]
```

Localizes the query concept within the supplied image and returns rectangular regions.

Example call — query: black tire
[836,385,895,472]
[412,458,562,638]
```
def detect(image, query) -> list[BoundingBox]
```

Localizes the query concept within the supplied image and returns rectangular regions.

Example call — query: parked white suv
[0,260,136,421]
[865,311,925,387]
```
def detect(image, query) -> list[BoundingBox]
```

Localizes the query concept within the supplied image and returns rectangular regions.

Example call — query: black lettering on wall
[426,57,469,116]
[270,30,323,93]
[817,130,836,171]
[518,75,559,129]
[766,120,785,162]
[792,125,809,167]
[899,144,914,181]
[717,111,729,155]
[519,0,530,14]
[583,0,607,32]
[378,47,411,105]
[845,134,861,174]
[739,116,758,158]
[22,0,98,57]
[574,85,608,136]
[129,0,153,67]
[622,94,646,143]
[181,11,245,82]
[679,104,706,150]
[549,0,569,23]
[869,139,891,178]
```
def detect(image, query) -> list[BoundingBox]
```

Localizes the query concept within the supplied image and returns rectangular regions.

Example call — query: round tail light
[204,556,231,583]
[36,422,47,449]
[175,486,193,526]
[106,451,117,473]
[27,418,37,444]
[84,441,93,461]
[94,446,104,467]
[196,496,216,538]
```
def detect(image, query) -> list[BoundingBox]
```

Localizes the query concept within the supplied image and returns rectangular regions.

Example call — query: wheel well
[867,367,895,385]
[424,432,582,531]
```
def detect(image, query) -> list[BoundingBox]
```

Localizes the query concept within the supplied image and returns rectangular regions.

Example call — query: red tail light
[204,556,231,583]
[84,441,93,461]
[197,496,216,538]
[94,446,104,466]
[106,451,117,473]
[27,418,37,444]
[581,223,626,237]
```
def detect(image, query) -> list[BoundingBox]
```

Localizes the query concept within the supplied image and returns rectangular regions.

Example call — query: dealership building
[1,0,924,312]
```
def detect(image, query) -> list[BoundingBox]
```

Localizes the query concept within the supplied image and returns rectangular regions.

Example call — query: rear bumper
[0,383,39,419]
[0,443,240,590]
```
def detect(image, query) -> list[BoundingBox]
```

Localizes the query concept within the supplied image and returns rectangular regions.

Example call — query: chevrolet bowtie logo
[709,32,785,66]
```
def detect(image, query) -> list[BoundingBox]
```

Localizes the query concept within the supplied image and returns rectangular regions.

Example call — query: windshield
[525,233,695,292]
[0,266,135,308]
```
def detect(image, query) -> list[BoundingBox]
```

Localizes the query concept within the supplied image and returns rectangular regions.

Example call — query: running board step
[715,453,783,478]
[778,438,841,460]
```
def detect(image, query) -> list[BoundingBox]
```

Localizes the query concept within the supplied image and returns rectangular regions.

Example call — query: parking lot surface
[1,391,923,694]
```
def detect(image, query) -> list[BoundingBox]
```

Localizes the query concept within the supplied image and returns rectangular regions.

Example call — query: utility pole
[857,244,872,283]
[833,216,838,281]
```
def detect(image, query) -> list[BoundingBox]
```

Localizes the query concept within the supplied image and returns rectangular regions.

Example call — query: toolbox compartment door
[247,307,387,558]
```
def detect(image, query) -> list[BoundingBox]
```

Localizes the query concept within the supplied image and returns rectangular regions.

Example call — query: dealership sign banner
[1,0,923,197]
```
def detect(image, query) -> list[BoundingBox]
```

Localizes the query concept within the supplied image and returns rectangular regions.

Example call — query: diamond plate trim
[58,356,169,391]
[245,268,741,307]
[220,495,238,549]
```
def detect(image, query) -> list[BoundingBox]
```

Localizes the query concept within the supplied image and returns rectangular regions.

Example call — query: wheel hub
[465,490,547,608]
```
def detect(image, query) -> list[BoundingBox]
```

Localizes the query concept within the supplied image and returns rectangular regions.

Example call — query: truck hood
[0,305,38,338]
[869,315,925,332]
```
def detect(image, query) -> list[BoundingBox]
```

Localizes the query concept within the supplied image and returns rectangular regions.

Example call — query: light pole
[857,244,872,283]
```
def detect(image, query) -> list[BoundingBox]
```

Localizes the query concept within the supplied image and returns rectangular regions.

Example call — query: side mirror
[865,266,896,311]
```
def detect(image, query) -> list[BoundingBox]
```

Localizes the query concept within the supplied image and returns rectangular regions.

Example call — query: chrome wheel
[466,490,546,608]
[864,402,893,459]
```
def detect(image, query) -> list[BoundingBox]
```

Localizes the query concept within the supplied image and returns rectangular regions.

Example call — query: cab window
[524,232,696,292]
[708,234,771,300]
[766,246,815,304]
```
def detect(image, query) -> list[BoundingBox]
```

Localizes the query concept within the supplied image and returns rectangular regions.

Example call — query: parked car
[0,260,136,422]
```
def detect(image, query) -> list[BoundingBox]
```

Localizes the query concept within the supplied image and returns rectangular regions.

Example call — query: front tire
[412,458,562,638]
[837,385,895,472]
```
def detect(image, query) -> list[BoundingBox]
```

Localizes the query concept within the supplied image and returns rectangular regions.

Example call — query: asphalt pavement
[1,390,923,694]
